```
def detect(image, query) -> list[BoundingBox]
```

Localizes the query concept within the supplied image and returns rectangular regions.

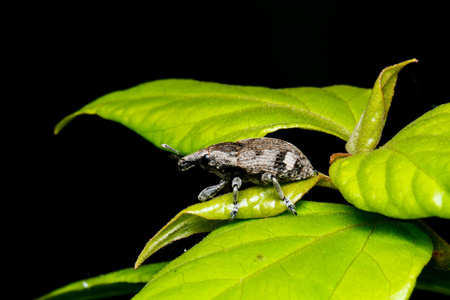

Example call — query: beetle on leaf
[163,138,316,221]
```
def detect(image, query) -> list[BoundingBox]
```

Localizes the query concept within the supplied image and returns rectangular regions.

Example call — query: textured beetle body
[165,137,315,220]
[234,138,314,184]
[180,138,314,183]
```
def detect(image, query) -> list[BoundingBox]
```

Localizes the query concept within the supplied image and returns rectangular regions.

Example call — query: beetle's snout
[177,160,194,171]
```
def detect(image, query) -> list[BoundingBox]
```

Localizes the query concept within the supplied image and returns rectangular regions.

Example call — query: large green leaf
[135,175,321,268]
[55,80,370,154]
[36,262,168,300]
[330,103,450,219]
[133,201,432,300]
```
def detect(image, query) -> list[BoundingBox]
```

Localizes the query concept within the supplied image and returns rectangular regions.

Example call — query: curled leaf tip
[345,59,418,154]
[54,114,76,135]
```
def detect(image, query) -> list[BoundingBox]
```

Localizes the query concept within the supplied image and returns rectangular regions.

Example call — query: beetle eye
[202,154,210,165]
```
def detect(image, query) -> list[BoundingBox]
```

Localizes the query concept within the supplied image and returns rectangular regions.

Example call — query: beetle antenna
[161,144,182,157]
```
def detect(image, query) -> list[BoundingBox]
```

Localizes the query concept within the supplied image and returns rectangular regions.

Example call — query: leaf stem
[314,172,338,189]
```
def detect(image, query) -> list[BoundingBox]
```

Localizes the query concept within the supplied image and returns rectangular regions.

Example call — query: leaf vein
[383,144,448,195]
[211,222,378,299]
[328,224,376,299]
[321,87,358,125]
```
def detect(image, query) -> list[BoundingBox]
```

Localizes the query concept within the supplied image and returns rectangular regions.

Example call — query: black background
[8,1,448,299]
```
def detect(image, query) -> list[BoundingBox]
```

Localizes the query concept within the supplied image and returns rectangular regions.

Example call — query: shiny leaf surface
[55,80,371,154]
[133,202,432,300]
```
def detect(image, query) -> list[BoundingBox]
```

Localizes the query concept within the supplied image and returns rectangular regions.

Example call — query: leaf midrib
[91,87,360,131]
[134,102,351,139]
[211,222,380,299]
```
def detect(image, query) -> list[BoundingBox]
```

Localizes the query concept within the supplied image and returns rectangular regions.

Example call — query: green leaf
[415,266,450,296]
[36,262,168,300]
[55,80,371,154]
[135,175,321,269]
[330,103,450,219]
[346,59,418,154]
[132,201,432,300]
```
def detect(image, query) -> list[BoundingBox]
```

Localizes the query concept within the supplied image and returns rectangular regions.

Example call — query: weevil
[162,137,315,220]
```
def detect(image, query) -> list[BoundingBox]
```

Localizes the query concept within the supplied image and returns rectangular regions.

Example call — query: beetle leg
[198,180,228,202]
[270,175,297,216]
[230,177,242,221]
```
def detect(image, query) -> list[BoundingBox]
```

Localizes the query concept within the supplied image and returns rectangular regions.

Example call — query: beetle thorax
[206,149,238,179]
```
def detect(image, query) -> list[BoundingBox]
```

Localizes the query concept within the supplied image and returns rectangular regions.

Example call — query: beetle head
[161,144,210,172]
[177,148,210,171]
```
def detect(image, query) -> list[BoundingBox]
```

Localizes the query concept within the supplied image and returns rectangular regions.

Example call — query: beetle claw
[229,209,238,222]
[284,197,297,216]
